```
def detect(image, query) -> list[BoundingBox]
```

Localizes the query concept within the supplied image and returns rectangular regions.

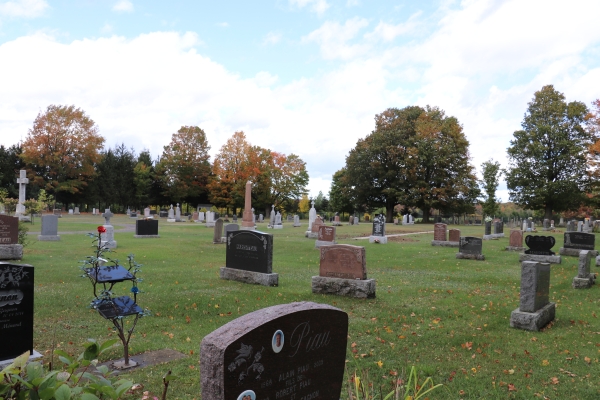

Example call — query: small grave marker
[38,215,60,241]
[572,250,597,289]
[0,216,23,260]
[134,219,160,238]
[369,214,387,244]
[456,237,485,260]
[559,232,595,257]
[315,225,336,248]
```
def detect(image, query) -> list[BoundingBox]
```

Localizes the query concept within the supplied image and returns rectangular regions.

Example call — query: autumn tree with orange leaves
[209,131,309,215]
[21,105,104,205]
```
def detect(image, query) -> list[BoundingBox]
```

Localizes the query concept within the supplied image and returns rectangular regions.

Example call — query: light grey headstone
[38,215,60,241]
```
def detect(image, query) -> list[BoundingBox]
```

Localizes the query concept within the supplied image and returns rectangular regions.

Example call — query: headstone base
[219,267,278,287]
[273,225,283,229]
[492,233,505,238]
[205,223,215,228]
[455,252,485,261]
[133,235,160,239]
[315,240,336,248]
[431,240,459,247]
[293,223,301,227]
[559,247,597,257]
[213,238,224,244]
[311,276,376,299]
[0,350,43,369]
[37,235,60,241]
[306,232,318,239]
[482,235,495,240]
[239,226,256,231]
[510,302,556,331]
[505,246,526,252]
[167,218,176,222]
[518,254,561,264]
[369,236,387,244]
[572,275,595,289]
[0,244,23,260]
[332,222,342,226]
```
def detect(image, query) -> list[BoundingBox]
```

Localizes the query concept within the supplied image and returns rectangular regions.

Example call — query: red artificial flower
[97,226,106,233]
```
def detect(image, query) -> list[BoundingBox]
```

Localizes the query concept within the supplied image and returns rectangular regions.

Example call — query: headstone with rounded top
[519,235,560,264]
[315,225,336,248]
[0,216,23,260]
[273,211,283,229]
[293,215,301,227]
[506,229,525,251]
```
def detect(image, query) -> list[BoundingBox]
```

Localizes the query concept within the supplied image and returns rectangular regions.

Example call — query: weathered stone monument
[293,215,301,227]
[144,207,151,218]
[220,230,277,286]
[307,201,317,233]
[315,225,336,248]
[175,204,182,222]
[456,237,485,260]
[519,235,560,264]
[223,223,239,242]
[167,205,175,222]
[307,216,324,239]
[0,262,40,365]
[206,211,216,228]
[572,250,597,289]
[73,207,80,215]
[510,261,555,331]
[273,211,283,229]
[241,181,255,231]
[369,214,387,244]
[134,219,159,238]
[213,218,224,244]
[402,214,414,225]
[506,229,525,251]
[333,212,342,226]
[38,215,60,241]
[483,219,493,240]
[200,302,348,400]
[448,228,460,244]
[269,205,276,228]
[100,209,117,249]
[312,244,375,298]
[559,232,595,257]
[14,170,29,221]
[492,221,504,238]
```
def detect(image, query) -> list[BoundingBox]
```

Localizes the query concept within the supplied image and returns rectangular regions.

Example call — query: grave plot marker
[510,261,555,331]
[315,225,336,248]
[134,219,160,238]
[519,235,561,264]
[559,232,595,257]
[505,229,525,251]
[200,302,348,400]
[431,223,460,247]
[456,237,485,260]
[38,214,60,241]
[220,230,278,286]
[312,244,376,298]
[572,250,597,289]
[0,215,23,260]
[369,214,387,244]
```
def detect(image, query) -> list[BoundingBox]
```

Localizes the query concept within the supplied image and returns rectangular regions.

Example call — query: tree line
[330,85,600,223]
[0,105,309,216]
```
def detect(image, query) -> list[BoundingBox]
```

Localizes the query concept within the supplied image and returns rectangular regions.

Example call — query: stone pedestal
[0,245,23,260]
[369,236,387,244]
[518,254,561,264]
[100,225,117,249]
[505,246,526,252]
[510,261,555,331]
[431,240,459,247]
[455,253,485,260]
[572,250,596,289]
[219,267,278,287]
[311,276,376,299]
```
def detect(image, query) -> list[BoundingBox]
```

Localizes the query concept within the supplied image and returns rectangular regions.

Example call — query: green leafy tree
[156,126,212,206]
[480,159,502,217]
[133,150,154,209]
[328,168,355,215]
[0,145,25,198]
[505,85,593,220]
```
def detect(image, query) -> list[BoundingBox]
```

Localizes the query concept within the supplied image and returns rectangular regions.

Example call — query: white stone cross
[102,209,114,225]
[16,170,28,205]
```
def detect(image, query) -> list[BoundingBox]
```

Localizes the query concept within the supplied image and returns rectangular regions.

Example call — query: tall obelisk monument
[241,181,255,230]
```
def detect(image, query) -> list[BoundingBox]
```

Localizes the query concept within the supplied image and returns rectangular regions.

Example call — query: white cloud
[0,0,48,18]
[364,12,421,42]
[100,23,113,34]
[302,17,370,60]
[216,22,229,28]
[112,0,133,13]
[262,31,282,45]
[289,0,330,16]
[346,0,359,6]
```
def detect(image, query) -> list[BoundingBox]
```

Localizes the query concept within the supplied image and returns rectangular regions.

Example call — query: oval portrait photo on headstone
[236,390,256,400]
[272,329,284,353]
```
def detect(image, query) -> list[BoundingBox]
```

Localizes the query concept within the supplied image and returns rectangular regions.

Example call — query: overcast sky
[1,0,599,201]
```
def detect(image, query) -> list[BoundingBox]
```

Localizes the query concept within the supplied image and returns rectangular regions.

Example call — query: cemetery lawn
[23,215,600,399]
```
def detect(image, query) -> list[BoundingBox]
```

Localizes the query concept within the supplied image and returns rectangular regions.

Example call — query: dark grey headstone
[40,215,58,236]
[213,219,224,244]
[564,232,595,250]
[224,224,239,235]
[371,215,385,237]
[200,302,348,400]
[226,230,273,273]
[135,219,158,236]
[459,237,482,255]
[0,262,34,360]
[484,222,491,235]
[525,235,555,255]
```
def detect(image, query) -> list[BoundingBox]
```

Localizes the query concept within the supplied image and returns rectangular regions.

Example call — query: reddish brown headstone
[449,228,460,242]
[509,229,523,247]
[334,215,340,223]
[319,244,366,279]
[311,216,324,233]
[0,216,19,244]
[318,225,336,242]
[434,223,447,241]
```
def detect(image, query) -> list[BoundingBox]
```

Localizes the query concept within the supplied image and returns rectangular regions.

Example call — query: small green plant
[17,221,29,248]
[0,339,133,399]
[346,365,442,400]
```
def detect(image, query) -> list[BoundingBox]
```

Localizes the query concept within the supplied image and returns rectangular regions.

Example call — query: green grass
[18,215,600,399]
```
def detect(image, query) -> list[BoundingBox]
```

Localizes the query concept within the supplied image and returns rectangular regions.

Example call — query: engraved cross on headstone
[102,209,114,225]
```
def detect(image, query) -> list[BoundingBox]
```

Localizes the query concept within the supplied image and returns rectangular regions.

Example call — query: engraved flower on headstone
[228,343,265,385]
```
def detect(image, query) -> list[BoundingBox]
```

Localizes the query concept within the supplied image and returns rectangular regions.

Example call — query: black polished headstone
[563,232,595,250]
[459,237,482,255]
[136,219,158,236]
[86,265,134,283]
[484,222,491,235]
[201,302,348,400]
[159,211,168,218]
[226,230,273,273]
[525,235,556,255]
[0,262,34,360]
[371,214,385,236]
